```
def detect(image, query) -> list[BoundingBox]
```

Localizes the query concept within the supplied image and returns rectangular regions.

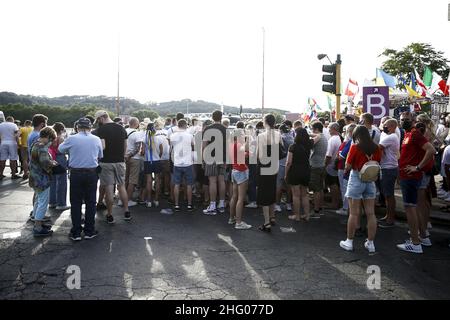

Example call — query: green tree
[131,109,159,121]
[379,43,450,86]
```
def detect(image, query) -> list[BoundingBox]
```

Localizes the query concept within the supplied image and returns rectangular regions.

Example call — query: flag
[398,73,407,86]
[423,67,433,87]
[327,94,335,110]
[308,97,317,107]
[414,69,428,97]
[410,72,417,91]
[429,71,449,96]
[376,69,397,88]
[405,84,423,98]
[345,78,359,99]
[446,72,450,96]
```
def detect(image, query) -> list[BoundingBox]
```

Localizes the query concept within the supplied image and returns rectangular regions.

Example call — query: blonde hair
[417,113,435,141]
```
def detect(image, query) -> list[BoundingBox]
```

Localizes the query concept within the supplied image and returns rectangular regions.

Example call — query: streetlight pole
[261,27,265,118]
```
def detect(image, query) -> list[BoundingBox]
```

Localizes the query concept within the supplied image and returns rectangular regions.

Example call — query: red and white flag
[414,69,428,97]
[345,78,359,99]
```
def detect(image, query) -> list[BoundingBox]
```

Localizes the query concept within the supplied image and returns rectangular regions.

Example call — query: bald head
[384,119,398,134]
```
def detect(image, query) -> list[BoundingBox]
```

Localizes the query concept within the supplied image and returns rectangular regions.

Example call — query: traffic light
[321,64,337,94]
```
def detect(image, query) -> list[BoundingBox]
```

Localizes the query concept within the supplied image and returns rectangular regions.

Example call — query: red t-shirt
[230,142,248,171]
[399,129,429,180]
[346,144,382,171]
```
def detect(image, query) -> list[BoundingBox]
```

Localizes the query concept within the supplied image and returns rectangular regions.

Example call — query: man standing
[309,121,328,217]
[202,110,227,214]
[59,118,103,241]
[324,122,342,209]
[378,119,400,228]
[397,119,435,254]
[170,119,195,211]
[124,117,143,205]
[360,113,381,144]
[95,110,131,223]
[19,120,33,179]
[0,116,20,179]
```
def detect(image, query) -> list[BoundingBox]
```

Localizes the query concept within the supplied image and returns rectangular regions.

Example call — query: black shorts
[144,161,162,175]
[325,173,339,186]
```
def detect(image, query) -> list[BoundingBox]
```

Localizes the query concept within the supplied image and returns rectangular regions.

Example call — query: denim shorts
[399,179,421,207]
[345,170,377,200]
[231,169,249,185]
[380,168,399,197]
[172,166,194,185]
[419,174,431,189]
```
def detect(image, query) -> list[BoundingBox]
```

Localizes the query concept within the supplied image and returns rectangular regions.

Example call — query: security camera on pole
[318,54,342,120]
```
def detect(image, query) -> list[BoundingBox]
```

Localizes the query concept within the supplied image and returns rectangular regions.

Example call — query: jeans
[70,170,98,236]
[49,173,68,206]
[345,170,377,200]
[247,164,257,202]
[338,169,349,210]
[33,187,50,221]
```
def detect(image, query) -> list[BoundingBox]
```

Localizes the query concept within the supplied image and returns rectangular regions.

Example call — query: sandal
[270,218,276,226]
[258,223,272,232]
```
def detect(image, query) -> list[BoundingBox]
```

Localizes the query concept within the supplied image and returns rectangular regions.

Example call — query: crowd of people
[1,108,449,254]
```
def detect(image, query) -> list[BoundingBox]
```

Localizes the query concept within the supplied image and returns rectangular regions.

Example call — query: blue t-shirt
[27,130,40,157]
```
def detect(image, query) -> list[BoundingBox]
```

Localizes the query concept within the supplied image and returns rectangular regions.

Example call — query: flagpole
[261,27,265,118]
[115,35,120,117]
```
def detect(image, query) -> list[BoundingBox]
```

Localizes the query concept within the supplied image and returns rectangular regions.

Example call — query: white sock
[366,240,373,246]
[219,200,225,208]
[210,202,216,209]
[345,239,353,245]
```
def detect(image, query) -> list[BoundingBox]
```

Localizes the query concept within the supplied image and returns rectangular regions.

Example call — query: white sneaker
[364,239,376,253]
[217,206,225,214]
[245,202,257,209]
[55,205,71,211]
[235,221,252,230]
[274,204,282,213]
[146,201,152,208]
[438,192,449,199]
[153,201,159,208]
[397,240,423,254]
[336,208,348,216]
[286,203,292,211]
[128,200,137,207]
[420,237,432,247]
[117,200,123,206]
[228,218,236,225]
[339,240,353,251]
[203,206,217,215]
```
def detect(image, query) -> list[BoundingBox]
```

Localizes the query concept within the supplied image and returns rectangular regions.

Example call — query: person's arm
[344,145,355,174]
[159,143,163,158]
[405,142,435,174]
[284,151,293,180]
[58,136,71,154]
[39,148,57,172]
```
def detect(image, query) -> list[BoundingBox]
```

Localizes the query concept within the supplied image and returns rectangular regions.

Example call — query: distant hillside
[0,92,289,116]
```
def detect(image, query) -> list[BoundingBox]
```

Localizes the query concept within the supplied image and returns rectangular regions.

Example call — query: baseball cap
[77,117,92,129]
[94,110,109,121]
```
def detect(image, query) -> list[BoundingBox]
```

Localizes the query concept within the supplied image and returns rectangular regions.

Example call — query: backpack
[359,154,380,182]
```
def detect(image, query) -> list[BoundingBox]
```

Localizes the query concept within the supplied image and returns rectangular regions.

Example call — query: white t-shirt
[323,127,331,140]
[369,126,381,144]
[170,130,194,167]
[0,122,19,145]
[127,131,145,160]
[155,130,170,160]
[441,145,450,177]
[379,132,400,169]
[143,133,165,162]
[325,135,341,176]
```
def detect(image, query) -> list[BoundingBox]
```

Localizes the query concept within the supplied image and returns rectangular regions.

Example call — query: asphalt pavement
[1,174,450,300]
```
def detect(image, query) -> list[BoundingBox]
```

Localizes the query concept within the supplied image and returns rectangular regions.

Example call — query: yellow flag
[405,85,422,98]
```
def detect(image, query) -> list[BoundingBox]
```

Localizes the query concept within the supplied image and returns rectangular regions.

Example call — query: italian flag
[414,69,428,97]
[430,71,449,96]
